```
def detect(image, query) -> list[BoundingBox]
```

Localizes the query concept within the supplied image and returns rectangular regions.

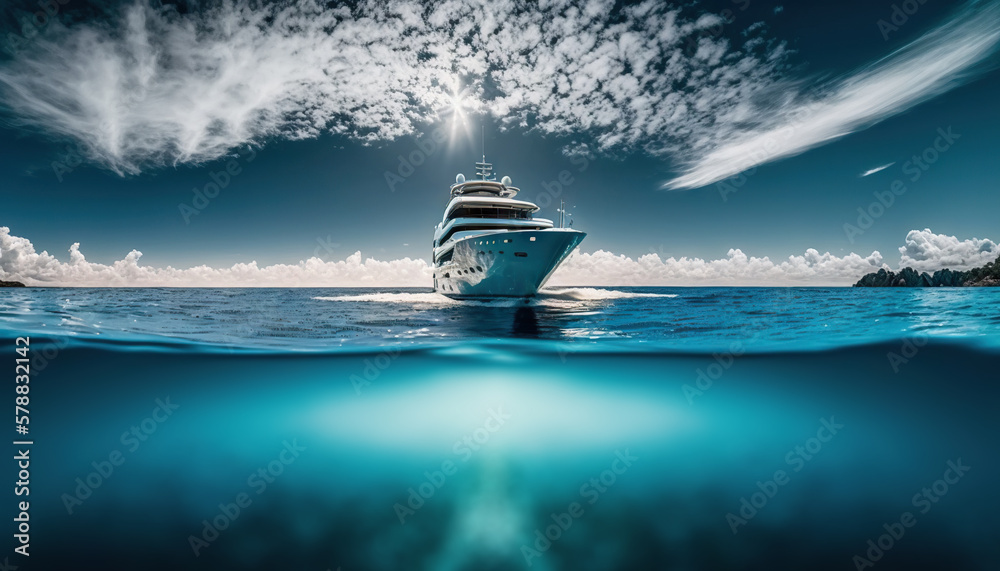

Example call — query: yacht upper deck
[449,179,519,198]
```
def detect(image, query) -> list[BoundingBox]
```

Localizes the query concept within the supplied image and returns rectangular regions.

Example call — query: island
[854,255,999,287]
[0,280,27,287]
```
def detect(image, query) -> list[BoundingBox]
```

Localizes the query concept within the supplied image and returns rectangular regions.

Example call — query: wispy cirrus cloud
[859,162,896,177]
[663,1,1000,189]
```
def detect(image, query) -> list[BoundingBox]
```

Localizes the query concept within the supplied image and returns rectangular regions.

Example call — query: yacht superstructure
[432,153,585,298]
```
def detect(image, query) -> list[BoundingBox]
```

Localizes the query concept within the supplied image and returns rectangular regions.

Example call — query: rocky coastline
[854,255,999,287]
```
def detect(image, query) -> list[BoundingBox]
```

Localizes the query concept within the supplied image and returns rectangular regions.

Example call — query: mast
[474,124,492,180]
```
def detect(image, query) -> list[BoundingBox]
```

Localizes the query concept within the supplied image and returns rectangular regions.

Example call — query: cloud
[549,248,886,287]
[5,227,990,287]
[0,227,431,287]
[663,1,1000,189]
[0,0,788,174]
[859,162,895,177]
[897,228,998,271]
[1,1,997,185]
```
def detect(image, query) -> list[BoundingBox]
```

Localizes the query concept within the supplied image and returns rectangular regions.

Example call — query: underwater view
[3,287,998,570]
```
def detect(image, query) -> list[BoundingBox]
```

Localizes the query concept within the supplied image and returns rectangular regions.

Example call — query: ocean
[2,286,998,570]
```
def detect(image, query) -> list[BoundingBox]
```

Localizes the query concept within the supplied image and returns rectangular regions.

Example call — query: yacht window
[530,237,536,241]
[515,252,527,257]
[448,206,531,220]
[476,266,483,272]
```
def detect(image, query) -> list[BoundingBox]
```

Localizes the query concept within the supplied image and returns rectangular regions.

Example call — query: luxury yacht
[433,155,586,298]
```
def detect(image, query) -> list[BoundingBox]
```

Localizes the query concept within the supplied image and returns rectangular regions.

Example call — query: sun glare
[440,78,477,145]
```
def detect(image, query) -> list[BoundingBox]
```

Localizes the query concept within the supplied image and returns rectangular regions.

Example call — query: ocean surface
[1,286,998,570]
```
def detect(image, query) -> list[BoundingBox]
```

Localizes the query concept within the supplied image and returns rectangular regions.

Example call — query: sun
[439,78,477,143]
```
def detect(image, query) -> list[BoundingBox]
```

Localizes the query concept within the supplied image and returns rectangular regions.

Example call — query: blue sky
[1,0,998,285]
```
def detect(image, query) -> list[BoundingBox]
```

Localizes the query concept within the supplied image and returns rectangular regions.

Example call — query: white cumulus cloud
[549,248,886,286]
[897,228,998,271]
[0,227,430,287]
[5,226,993,287]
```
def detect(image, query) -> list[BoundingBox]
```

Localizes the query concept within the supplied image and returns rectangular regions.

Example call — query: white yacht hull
[434,229,585,298]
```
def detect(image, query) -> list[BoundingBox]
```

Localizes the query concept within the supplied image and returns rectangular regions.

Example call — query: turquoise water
[2,287,998,570]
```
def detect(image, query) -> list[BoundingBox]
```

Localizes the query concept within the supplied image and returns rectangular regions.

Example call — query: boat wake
[313,288,676,306]
[314,292,459,305]
[539,287,678,301]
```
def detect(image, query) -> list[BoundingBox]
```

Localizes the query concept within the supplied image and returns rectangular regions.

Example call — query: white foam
[538,287,678,301]
[314,292,456,304]
[313,288,676,305]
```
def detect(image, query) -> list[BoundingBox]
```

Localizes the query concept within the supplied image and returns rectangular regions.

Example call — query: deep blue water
[1,287,998,570]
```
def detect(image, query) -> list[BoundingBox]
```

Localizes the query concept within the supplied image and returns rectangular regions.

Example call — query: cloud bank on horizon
[2,227,994,287]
